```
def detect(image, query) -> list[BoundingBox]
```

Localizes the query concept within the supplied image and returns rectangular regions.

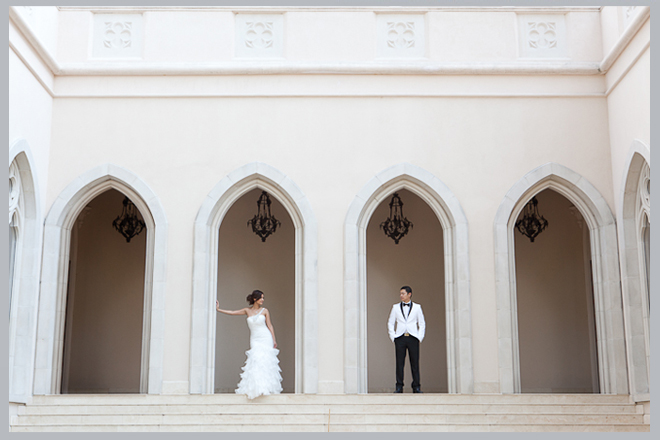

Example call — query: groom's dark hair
[401,286,413,296]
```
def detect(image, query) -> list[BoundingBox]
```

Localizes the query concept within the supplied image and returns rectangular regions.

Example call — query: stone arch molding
[8,139,42,403]
[344,163,473,394]
[190,162,318,394]
[617,140,650,401]
[34,164,168,395]
[494,162,628,394]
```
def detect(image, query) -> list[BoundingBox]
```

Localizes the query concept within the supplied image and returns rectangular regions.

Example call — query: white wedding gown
[235,308,283,399]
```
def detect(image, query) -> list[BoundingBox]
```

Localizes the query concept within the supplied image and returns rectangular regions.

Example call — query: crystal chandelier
[247,191,281,242]
[380,193,413,244]
[112,196,146,243]
[515,196,548,242]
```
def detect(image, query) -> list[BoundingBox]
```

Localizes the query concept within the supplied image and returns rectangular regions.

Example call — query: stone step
[21,403,640,415]
[28,393,634,405]
[15,394,645,432]
[10,423,651,433]
[12,413,645,426]
[329,424,651,433]
[330,424,651,433]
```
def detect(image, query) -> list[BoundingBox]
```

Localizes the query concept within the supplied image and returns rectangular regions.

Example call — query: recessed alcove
[367,189,447,393]
[514,189,598,393]
[62,189,146,394]
[215,188,295,394]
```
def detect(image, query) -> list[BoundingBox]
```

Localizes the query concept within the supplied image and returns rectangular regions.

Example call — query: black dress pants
[395,334,420,389]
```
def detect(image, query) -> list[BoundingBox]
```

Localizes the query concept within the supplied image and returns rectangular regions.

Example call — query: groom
[388,285,426,393]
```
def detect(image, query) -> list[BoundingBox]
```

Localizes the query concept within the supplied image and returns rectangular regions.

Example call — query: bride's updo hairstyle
[246,290,264,305]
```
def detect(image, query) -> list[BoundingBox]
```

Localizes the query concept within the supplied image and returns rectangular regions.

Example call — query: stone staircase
[10,394,649,432]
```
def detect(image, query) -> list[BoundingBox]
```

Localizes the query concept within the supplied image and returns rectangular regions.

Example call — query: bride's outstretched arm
[264,309,278,348]
[216,300,247,316]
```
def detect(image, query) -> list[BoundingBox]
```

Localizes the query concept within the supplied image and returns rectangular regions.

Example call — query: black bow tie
[402,303,411,307]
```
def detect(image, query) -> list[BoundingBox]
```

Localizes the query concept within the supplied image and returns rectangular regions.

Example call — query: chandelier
[515,196,548,242]
[112,196,146,243]
[380,193,413,244]
[247,191,281,242]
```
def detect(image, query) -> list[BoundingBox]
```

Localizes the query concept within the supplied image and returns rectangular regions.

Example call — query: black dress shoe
[413,388,423,393]
[394,386,403,393]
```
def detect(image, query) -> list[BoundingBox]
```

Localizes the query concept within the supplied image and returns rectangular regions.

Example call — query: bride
[216,290,283,399]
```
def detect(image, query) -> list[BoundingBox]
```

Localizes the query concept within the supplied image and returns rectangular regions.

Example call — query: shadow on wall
[367,189,447,393]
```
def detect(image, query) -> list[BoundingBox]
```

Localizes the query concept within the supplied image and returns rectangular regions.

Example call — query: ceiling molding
[57,6,601,13]
[55,61,602,77]
[10,6,649,79]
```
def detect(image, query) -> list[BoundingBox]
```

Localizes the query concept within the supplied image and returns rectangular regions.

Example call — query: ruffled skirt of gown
[235,312,283,399]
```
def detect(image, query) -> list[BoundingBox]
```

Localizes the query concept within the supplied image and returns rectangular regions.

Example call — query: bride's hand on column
[216,300,220,311]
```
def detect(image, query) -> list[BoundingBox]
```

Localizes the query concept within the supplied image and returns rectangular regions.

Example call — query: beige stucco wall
[65,189,146,393]
[8,6,650,397]
[9,20,55,401]
[215,188,295,393]
[8,47,52,212]
[47,91,613,392]
[601,10,651,402]
[605,17,650,207]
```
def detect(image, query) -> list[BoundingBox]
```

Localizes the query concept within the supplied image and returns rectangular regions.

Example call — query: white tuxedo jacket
[388,301,426,342]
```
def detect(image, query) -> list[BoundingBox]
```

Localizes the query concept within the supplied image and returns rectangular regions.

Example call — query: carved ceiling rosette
[386,22,416,49]
[527,21,557,49]
[245,21,274,49]
[103,20,133,49]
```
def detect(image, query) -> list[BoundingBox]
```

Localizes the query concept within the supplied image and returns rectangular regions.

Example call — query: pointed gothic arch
[494,163,628,394]
[189,162,318,394]
[8,139,42,403]
[617,140,651,401]
[344,163,473,394]
[34,164,168,395]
